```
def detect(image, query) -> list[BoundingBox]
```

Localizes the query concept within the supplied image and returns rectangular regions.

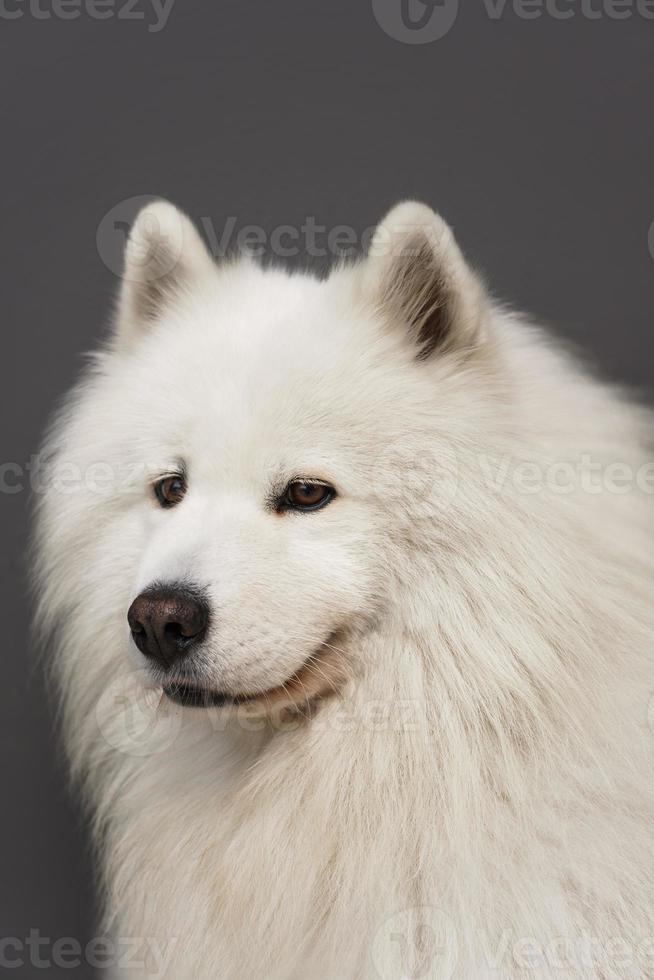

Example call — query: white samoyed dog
[34,200,654,980]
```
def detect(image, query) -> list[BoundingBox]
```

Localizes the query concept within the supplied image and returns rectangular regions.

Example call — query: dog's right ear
[114,200,215,347]
[362,202,487,360]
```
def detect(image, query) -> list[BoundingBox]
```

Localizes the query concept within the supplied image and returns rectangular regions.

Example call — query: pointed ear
[115,200,215,345]
[363,202,487,359]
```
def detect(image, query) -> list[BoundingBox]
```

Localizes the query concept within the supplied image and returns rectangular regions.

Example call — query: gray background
[1,0,653,974]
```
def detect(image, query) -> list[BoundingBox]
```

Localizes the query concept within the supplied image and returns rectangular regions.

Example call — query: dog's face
[42,201,486,713]
[118,277,386,710]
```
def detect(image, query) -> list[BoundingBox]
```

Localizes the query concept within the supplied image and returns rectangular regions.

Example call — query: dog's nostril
[163,620,199,644]
[127,585,209,668]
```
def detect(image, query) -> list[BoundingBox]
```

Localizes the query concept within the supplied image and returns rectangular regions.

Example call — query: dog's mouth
[163,684,231,709]
[162,639,347,712]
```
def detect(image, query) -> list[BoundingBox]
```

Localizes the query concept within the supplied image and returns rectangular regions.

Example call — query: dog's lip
[162,680,276,709]
[161,633,347,710]
[162,672,308,710]
[162,683,232,709]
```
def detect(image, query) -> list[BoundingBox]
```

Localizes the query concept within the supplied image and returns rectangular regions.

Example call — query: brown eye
[154,474,187,509]
[282,481,335,513]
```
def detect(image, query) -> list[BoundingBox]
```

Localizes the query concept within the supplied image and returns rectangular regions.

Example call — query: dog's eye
[281,481,335,513]
[154,475,187,509]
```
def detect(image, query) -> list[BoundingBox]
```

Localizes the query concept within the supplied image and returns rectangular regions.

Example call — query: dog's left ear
[115,200,216,347]
[363,202,486,359]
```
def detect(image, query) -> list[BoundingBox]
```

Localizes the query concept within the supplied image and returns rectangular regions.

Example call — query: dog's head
[38,200,488,716]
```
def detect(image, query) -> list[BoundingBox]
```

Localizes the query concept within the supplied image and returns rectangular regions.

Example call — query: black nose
[127,585,209,669]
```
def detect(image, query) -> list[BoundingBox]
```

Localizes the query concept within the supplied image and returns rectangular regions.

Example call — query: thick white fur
[34,201,654,979]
